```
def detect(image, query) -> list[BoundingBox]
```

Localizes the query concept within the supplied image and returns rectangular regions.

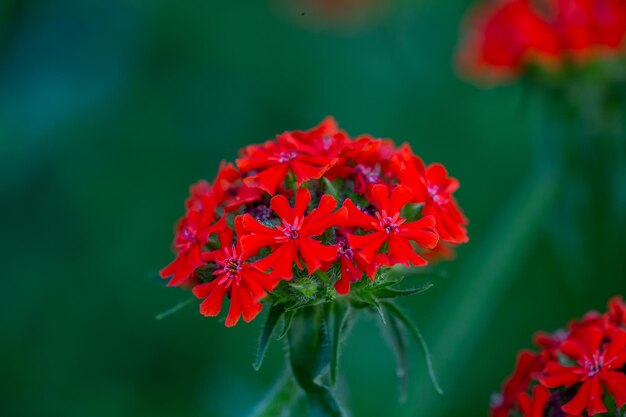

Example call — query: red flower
[555,0,626,54]
[193,219,279,327]
[239,188,347,279]
[343,184,439,267]
[517,385,551,417]
[396,147,468,244]
[160,192,231,286]
[290,116,349,157]
[540,325,626,416]
[211,161,264,211]
[608,295,626,327]
[491,351,542,417]
[236,133,337,195]
[334,230,378,295]
[457,0,560,81]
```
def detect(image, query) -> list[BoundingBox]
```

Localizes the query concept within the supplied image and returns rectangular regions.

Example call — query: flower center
[277,217,302,240]
[321,137,333,151]
[428,185,449,206]
[584,352,605,377]
[277,150,298,163]
[182,227,196,243]
[376,211,405,234]
[215,252,243,287]
[355,164,380,184]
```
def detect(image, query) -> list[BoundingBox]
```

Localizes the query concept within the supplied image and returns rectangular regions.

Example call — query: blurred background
[1,0,624,416]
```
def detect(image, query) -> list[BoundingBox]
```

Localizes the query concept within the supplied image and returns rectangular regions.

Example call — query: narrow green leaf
[254,303,285,371]
[248,370,300,417]
[382,301,443,395]
[155,297,194,320]
[329,301,350,386]
[407,166,561,416]
[277,310,295,340]
[383,309,409,402]
[373,283,433,299]
[358,293,386,323]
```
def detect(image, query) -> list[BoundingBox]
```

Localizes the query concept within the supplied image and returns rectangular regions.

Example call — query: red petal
[225,287,241,327]
[270,194,294,223]
[369,184,390,213]
[293,187,312,218]
[195,283,226,317]
[341,199,377,230]
[255,241,297,279]
[601,370,626,408]
[389,185,413,215]
[243,164,289,194]
[298,237,338,274]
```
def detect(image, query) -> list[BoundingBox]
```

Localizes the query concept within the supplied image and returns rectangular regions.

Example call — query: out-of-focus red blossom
[491,296,626,417]
[160,117,468,326]
[457,0,626,83]
[457,0,559,81]
[554,0,626,54]
[608,295,626,326]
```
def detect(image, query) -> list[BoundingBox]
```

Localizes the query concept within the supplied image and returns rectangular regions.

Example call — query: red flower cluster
[457,0,626,82]
[491,296,626,417]
[160,118,468,326]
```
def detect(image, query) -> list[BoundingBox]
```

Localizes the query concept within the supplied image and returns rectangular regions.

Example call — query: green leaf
[254,303,285,371]
[373,283,433,299]
[382,301,443,395]
[355,292,386,323]
[321,177,340,200]
[155,297,194,320]
[288,306,344,417]
[248,370,300,417]
[277,310,295,340]
[406,166,561,416]
[382,308,409,402]
[329,301,350,386]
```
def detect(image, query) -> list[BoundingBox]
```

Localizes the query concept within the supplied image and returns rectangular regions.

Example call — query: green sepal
[253,303,285,371]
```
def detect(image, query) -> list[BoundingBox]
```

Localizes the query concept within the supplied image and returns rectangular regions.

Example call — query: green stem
[404,165,561,416]
[248,371,300,417]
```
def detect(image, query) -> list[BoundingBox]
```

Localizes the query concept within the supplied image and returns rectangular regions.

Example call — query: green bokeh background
[1,1,624,417]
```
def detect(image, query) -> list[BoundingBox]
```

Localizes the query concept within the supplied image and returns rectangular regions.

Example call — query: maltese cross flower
[540,325,626,416]
[239,187,347,279]
[193,223,280,327]
[236,134,337,195]
[160,197,229,286]
[343,184,439,267]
